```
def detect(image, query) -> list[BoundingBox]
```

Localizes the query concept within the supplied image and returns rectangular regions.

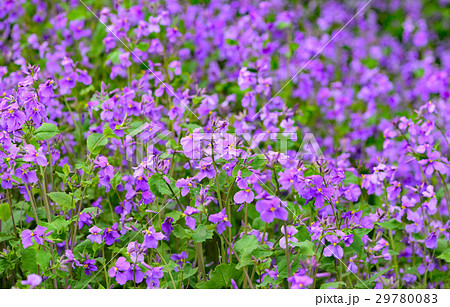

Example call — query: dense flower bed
[0,0,449,289]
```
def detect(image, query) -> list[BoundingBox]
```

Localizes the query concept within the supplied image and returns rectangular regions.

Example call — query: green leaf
[198,263,242,289]
[377,220,403,230]
[47,192,76,211]
[343,172,360,185]
[136,42,149,51]
[225,39,238,45]
[111,172,122,189]
[0,202,11,222]
[252,247,273,259]
[148,173,172,197]
[87,133,108,156]
[67,6,90,20]
[103,124,117,139]
[355,267,390,289]
[344,228,370,257]
[320,281,346,289]
[39,216,71,235]
[33,123,59,141]
[361,57,378,69]
[291,241,315,256]
[437,248,450,263]
[166,211,182,223]
[191,224,213,243]
[0,258,8,275]
[234,235,258,269]
[172,224,188,239]
[36,250,52,270]
[22,248,38,274]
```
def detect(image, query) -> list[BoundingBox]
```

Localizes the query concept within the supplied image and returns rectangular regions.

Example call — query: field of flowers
[0,0,449,290]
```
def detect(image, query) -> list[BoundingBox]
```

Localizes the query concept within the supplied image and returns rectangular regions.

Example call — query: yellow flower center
[270,207,276,212]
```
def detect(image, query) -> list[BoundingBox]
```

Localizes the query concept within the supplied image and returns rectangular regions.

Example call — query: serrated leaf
[47,192,76,211]
[148,173,171,197]
[172,224,187,239]
[198,263,242,289]
[191,224,213,243]
[36,250,52,270]
[33,123,59,141]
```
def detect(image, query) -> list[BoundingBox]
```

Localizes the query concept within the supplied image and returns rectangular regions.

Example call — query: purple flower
[15,164,38,184]
[78,212,92,230]
[155,83,174,97]
[425,232,437,249]
[142,226,165,248]
[182,206,199,230]
[180,129,204,159]
[347,256,358,274]
[171,251,189,272]
[87,226,103,244]
[4,103,25,132]
[127,265,144,284]
[82,257,97,276]
[208,209,232,235]
[161,217,174,239]
[21,274,42,288]
[145,267,163,289]
[102,224,120,246]
[288,272,313,289]
[21,226,47,249]
[303,175,335,208]
[323,235,344,259]
[255,195,288,223]
[176,177,196,196]
[233,177,255,204]
[196,158,216,180]
[280,226,298,248]
[22,145,47,167]
[108,257,130,285]
[64,249,81,268]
